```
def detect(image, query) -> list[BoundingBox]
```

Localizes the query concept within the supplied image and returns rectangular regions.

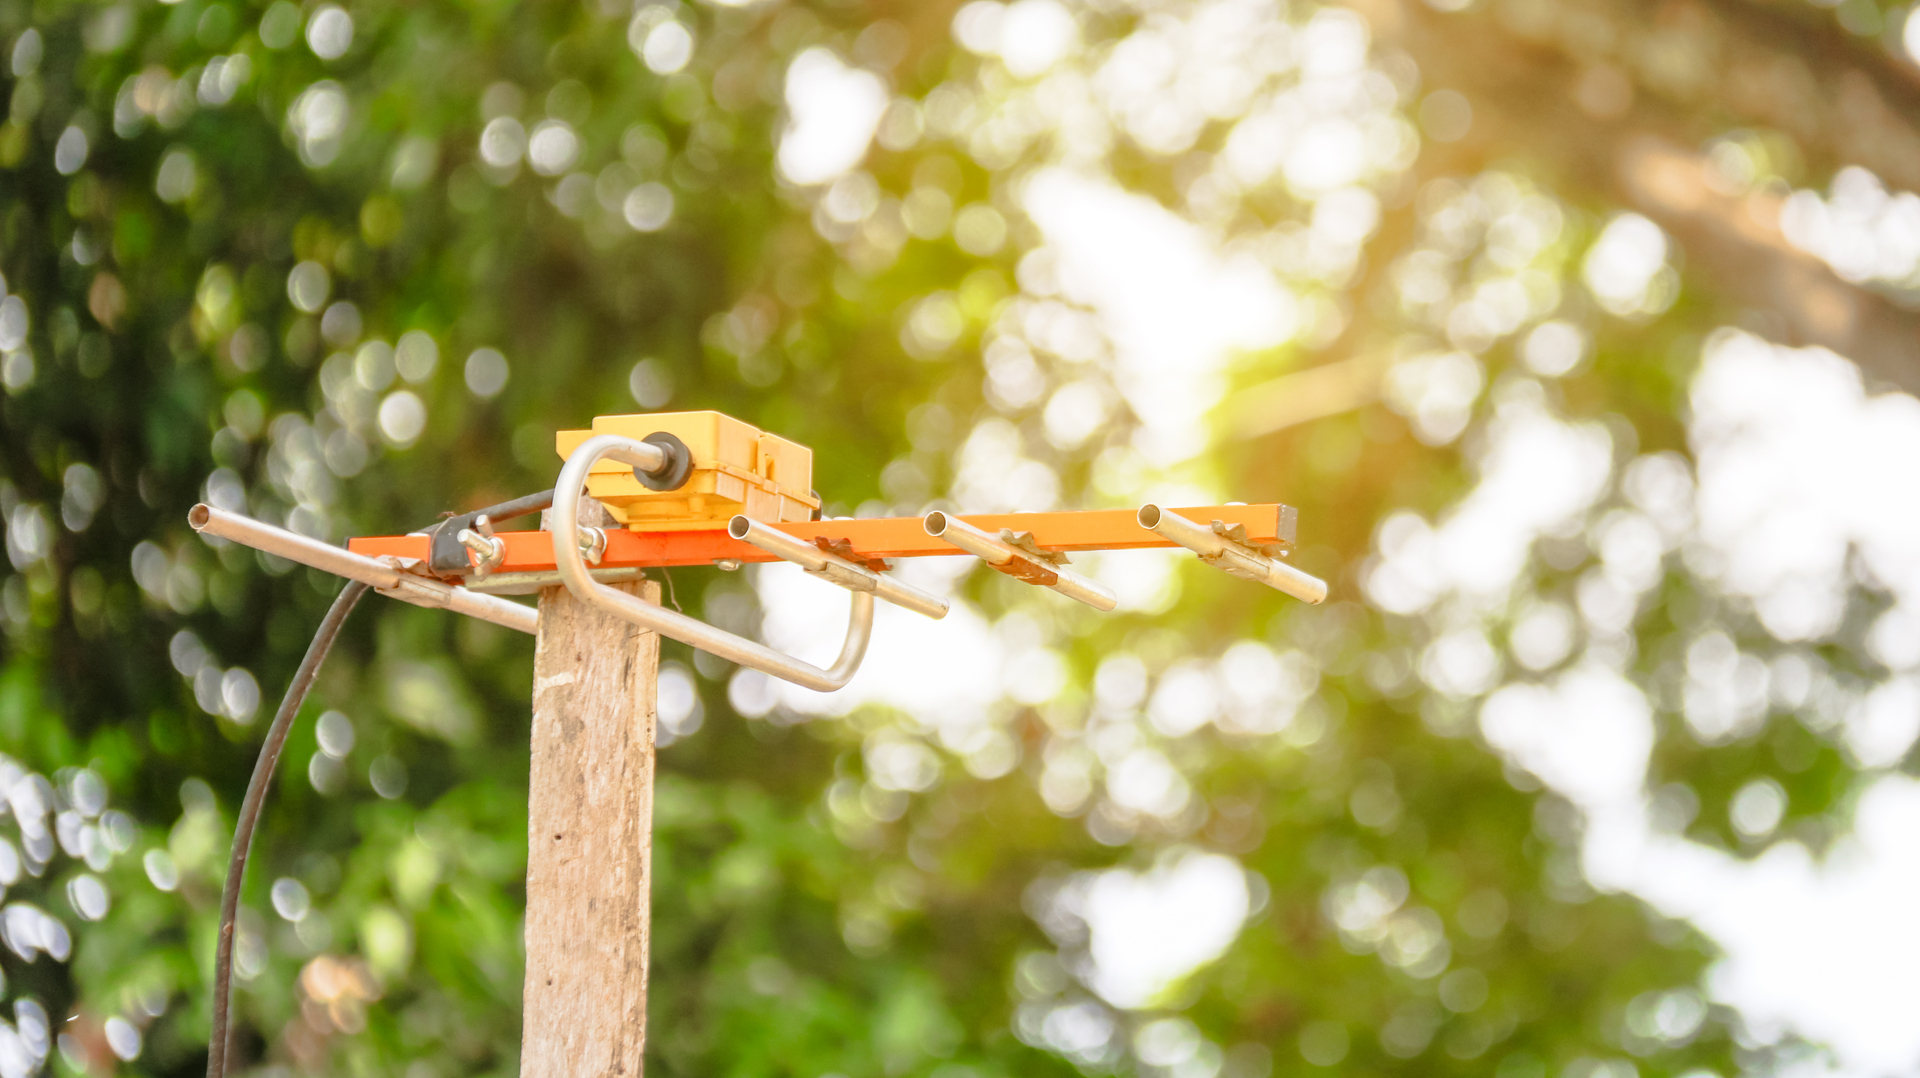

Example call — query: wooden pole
[523,497,659,1077]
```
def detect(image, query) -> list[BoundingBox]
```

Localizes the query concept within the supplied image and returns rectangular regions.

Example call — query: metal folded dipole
[549,433,876,692]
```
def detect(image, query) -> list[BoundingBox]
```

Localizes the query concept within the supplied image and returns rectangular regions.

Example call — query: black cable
[438,489,553,530]
[206,580,369,1078]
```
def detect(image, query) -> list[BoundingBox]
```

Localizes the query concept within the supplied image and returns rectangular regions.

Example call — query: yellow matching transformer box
[555,412,819,531]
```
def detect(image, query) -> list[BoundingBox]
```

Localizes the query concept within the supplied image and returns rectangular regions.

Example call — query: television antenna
[188,410,1324,1076]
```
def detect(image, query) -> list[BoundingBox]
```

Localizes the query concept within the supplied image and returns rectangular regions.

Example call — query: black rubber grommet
[635,432,693,491]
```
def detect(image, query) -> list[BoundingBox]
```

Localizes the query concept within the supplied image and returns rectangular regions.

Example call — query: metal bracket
[815,536,889,574]
[425,490,558,576]
[428,511,485,574]
[999,529,1068,566]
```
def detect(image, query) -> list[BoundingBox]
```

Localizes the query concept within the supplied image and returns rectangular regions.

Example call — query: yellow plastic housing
[555,412,819,531]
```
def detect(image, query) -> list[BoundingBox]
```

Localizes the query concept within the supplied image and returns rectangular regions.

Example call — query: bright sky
[1022,168,1298,463]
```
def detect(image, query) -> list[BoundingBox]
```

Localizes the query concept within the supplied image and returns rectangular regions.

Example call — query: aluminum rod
[728,516,949,620]
[605,442,668,474]
[551,434,873,692]
[1137,504,1327,605]
[188,505,540,633]
[192,504,403,588]
[922,511,1118,612]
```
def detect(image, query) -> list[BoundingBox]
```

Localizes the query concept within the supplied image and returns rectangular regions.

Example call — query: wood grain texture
[523,574,659,1077]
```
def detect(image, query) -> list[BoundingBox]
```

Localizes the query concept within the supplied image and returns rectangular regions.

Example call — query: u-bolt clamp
[551,433,874,692]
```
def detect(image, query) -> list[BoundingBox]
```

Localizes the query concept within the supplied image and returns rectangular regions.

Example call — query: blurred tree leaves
[6,0,1912,1073]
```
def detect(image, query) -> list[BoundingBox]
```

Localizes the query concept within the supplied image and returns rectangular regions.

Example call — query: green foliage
[2,0,1876,1074]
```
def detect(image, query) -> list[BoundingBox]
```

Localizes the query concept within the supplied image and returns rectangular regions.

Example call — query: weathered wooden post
[522,499,659,1077]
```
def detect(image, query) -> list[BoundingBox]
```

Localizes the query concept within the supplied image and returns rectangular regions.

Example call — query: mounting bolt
[457,514,507,577]
[714,558,743,571]
[576,526,607,566]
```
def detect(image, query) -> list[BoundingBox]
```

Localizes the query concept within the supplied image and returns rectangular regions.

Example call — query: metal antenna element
[728,515,949,620]
[189,505,537,633]
[1138,504,1328,605]
[922,511,1117,611]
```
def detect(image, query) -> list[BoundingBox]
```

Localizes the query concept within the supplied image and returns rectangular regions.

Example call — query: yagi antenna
[190,410,1325,691]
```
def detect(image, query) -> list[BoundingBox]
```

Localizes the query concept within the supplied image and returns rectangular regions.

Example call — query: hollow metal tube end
[1265,561,1329,605]
[900,587,951,619]
[921,512,1009,566]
